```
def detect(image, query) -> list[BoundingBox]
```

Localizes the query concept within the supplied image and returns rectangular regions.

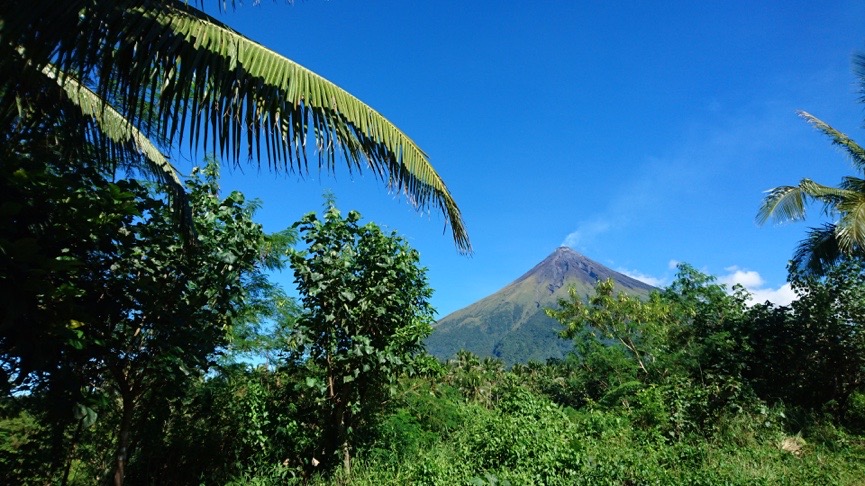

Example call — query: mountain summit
[427,247,656,365]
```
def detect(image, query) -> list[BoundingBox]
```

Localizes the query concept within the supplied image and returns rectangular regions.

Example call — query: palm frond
[835,189,865,251]
[41,64,193,238]
[799,179,860,218]
[144,1,469,251]
[798,179,853,199]
[838,175,865,195]
[757,179,856,225]
[759,53,865,275]
[791,224,843,276]
[855,52,865,112]
[798,111,865,172]
[0,0,470,252]
[757,185,807,225]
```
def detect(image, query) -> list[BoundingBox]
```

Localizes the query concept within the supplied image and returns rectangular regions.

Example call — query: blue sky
[197,1,865,317]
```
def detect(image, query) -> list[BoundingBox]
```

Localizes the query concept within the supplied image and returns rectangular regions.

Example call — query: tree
[659,263,751,385]
[757,54,865,274]
[546,279,673,377]
[545,267,758,434]
[286,204,435,477]
[0,0,470,252]
[744,258,865,414]
[95,163,288,486]
[0,158,287,485]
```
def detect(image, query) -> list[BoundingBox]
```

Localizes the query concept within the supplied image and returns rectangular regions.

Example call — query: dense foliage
[5,3,865,484]
[2,117,864,484]
[285,205,436,475]
[0,158,288,484]
[1,144,863,484]
[6,213,865,484]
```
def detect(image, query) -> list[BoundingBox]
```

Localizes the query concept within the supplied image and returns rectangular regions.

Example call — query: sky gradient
[199,1,865,318]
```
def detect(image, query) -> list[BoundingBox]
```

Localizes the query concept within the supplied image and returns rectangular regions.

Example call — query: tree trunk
[341,422,351,478]
[113,393,134,486]
[60,419,84,486]
[326,344,351,478]
[332,395,351,478]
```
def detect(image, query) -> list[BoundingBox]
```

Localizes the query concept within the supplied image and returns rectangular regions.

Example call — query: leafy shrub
[0,405,51,485]
[363,409,437,464]
[844,390,865,433]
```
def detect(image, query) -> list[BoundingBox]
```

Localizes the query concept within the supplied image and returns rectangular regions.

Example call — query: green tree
[547,279,673,377]
[544,266,758,436]
[95,163,287,486]
[0,0,469,251]
[660,264,751,388]
[757,54,865,274]
[121,363,307,484]
[0,159,287,485]
[744,258,865,414]
[287,205,435,477]
[0,155,149,484]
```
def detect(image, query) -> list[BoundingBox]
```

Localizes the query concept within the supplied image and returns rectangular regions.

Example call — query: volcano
[426,247,656,365]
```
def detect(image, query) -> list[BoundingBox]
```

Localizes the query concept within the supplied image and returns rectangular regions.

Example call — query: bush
[844,390,865,433]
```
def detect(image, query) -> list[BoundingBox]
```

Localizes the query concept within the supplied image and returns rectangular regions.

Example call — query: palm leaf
[757,185,807,225]
[147,2,468,251]
[757,179,854,225]
[856,52,865,117]
[791,224,843,275]
[0,0,470,252]
[757,55,865,275]
[834,182,865,251]
[41,64,193,237]
[798,111,865,172]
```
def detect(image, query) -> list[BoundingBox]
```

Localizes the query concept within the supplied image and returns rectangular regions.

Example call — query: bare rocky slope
[427,247,656,365]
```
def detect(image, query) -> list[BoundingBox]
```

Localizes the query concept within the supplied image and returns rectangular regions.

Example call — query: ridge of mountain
[426,247,656,365]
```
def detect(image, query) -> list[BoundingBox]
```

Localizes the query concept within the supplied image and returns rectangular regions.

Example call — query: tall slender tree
[0,0,470,252]
[287,205,435,476]
[757,54,865,274]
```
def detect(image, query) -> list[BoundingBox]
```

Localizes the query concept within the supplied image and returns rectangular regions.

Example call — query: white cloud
[618,268,667,288]
[600,261,795,305]
[748,283,796,306]
[718,266,795,306]
[719,266,764,289]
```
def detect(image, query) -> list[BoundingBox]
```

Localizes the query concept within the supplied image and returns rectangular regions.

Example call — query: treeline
[2,156,865,485]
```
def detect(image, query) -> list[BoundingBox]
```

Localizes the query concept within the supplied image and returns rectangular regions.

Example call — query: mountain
[426,247,656,365]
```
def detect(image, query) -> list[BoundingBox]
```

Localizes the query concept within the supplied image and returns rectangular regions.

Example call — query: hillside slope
[427,247,655,365]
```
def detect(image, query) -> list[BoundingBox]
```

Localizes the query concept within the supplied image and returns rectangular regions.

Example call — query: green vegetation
[286,205,436,475]
[4,178,865,484]
[2,3,865,484]
[0,155,290,484]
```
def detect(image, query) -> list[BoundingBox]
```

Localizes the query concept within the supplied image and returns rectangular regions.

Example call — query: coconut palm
[0,0,470,251]
[757,55,865,274]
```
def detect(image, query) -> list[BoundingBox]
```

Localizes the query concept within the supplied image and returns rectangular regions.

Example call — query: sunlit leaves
[287,204,434,473]
[546,279,672,376]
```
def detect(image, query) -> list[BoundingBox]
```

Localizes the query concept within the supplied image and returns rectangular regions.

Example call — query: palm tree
[0,0,470,252]
[757,55,865,274]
